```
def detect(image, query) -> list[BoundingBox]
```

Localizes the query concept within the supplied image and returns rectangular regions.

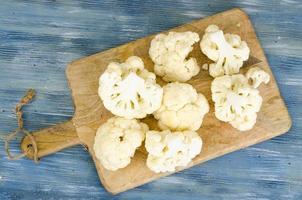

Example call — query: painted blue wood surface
[0,1,301,199]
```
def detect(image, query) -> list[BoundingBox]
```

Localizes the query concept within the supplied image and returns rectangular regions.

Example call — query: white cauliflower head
[246,67,270,88]
[149,31,200,82]
[145,130,202,173]
[99,56,163,119]
[200,25,250,77]
[93,116,148,171]
[154,82,209,131]
[211,74,262,131]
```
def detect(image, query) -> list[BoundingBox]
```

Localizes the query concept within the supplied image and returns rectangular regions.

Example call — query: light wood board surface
[1,1,301,199]
[21,8,291,194]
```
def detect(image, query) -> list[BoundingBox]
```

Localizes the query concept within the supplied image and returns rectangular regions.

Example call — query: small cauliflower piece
[145,130,202,173]
[149,31,200,82]
[154,82,209,131]
[93,116,148,171]
[200,25,250,77]
[202,63,209,70]
[211,74,262,131]
[99,56,163,119]
[229,112,257,131]
[246,67,270,88]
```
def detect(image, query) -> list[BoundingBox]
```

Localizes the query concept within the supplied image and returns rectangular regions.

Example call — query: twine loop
[4,89,39,163]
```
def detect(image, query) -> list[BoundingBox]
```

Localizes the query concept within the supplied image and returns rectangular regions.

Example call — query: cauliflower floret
[99,56,163,119]
[229,112,257,131]
[246,67,270,88]
[149,31,200,82]
[211,74,262,131]
[200,25,250,77]
[145,130,202,173]
[93,116,149,171]
[154,82,209,131]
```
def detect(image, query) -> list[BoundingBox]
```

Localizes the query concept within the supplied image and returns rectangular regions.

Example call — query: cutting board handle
[21,120,80,160]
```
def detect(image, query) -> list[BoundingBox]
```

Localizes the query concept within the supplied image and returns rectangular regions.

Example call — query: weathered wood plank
[0,0,301,199]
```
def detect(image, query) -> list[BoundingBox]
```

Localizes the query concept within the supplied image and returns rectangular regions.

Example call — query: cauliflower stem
[99,56,163,119]
[200,25,250,77]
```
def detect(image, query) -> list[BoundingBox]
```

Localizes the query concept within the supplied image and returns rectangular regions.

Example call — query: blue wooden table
[0,1,301,199]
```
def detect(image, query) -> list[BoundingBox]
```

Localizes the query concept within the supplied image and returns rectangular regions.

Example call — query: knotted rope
[4,89,38,163]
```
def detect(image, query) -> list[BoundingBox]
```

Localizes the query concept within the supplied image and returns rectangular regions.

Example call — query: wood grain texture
[0,0,301,199]
[44,8,290,194]
[21,120,79,159]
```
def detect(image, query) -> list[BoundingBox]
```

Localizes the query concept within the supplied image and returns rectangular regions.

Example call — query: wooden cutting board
[21,8,292,194]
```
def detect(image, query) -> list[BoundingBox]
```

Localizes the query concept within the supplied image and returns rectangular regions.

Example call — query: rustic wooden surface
[21,120,79,159]
[22,8,292,194]
[0,1,301,199]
